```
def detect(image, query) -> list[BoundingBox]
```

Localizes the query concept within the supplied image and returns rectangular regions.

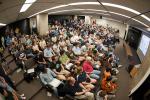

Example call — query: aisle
[114,39,131,100]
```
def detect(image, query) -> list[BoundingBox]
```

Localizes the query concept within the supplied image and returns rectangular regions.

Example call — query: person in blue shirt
[5,35,12,47]
[40,67,60,96]
[40,67,57,85]
[25,35,32,46]
[44,44,55,61]
[72,43,82,55]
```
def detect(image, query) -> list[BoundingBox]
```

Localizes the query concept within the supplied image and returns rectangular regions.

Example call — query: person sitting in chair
[65,76,94,100]
[44,44,55,62]
[101,76,117,94]
[96,90,115,100]
[75,67,96,91]
[39,67,62,96]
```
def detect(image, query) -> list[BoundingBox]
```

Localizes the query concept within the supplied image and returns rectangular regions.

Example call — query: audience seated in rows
[0,19,122,99]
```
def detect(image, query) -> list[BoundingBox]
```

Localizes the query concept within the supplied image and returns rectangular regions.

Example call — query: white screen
[139,35,150,55]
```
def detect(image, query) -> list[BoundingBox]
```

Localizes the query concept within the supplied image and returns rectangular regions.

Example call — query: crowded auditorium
[0,0,150,100]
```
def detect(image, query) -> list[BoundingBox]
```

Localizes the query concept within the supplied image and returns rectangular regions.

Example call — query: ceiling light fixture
[20,0,37,12]
[0,23,6,26]
[20,4,32,12]
[25,0,37,3]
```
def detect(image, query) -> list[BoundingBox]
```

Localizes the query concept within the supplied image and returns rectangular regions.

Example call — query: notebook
[49,78,61,87]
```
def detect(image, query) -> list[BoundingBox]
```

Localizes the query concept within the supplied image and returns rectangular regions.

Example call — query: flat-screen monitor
[137,34,150,61]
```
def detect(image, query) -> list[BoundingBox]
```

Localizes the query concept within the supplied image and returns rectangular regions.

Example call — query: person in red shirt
[82,56,101,79]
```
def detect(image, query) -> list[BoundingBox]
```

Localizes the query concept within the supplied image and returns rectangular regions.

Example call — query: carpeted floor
[2,39,133,100]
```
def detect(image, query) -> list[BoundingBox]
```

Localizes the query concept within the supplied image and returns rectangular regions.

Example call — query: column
[85,15,91,24]
[36,13,48,35]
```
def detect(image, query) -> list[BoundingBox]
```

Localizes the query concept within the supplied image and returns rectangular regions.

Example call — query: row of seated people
[1,22,121,100]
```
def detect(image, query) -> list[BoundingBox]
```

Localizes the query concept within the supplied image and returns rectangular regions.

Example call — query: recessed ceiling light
[20,0,37,12]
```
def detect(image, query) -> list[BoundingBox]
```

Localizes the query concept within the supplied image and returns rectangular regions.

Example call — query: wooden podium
[130,64,141,78]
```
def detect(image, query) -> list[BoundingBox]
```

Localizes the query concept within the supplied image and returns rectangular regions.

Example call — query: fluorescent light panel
[0,23,6,26]
[25,0,37,3]
[20,0,36,12]
[20,4,32,12]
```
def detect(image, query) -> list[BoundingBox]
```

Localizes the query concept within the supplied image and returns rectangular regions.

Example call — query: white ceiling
[0,0,150,29]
